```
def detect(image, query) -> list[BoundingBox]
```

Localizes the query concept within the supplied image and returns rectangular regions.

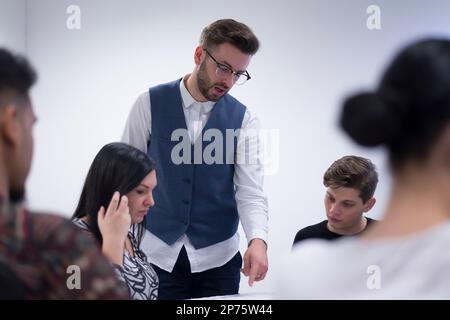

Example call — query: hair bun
[340,92,400,147]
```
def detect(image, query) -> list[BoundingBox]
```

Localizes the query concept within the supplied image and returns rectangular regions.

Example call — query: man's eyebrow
[219,58,247,74]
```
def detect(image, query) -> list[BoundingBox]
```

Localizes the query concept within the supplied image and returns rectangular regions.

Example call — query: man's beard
[9,187,25,203]
[197,61,227,102]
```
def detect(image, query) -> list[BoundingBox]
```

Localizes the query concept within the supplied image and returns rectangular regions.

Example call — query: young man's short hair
[323,155,378,203]
[0,48,37,109]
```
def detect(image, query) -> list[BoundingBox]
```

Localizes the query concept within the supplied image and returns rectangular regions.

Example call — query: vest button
[183,178,191,184]
[182,199,190,205]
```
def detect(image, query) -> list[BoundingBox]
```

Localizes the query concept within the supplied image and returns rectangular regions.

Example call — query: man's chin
[328,217,342,225]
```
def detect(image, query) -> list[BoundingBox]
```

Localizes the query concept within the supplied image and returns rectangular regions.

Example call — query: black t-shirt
[292,218,377,247]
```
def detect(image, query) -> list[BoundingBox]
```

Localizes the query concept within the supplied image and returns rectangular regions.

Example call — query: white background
[2,0,450,295]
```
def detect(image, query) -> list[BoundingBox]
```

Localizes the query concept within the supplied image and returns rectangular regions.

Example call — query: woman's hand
[98,191,131,266]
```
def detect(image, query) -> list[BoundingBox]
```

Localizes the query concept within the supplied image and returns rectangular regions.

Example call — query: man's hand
[241,238,268,287]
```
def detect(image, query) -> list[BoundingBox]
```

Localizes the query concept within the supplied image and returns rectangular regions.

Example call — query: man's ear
[0,105,20,146]
[194,46,204,66]
[363,197,376,212]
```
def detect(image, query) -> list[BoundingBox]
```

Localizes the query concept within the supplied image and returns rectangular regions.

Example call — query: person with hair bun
[278,38,450,299]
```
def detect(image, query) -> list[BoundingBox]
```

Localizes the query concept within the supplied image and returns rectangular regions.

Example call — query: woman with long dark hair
[73,142,158,300]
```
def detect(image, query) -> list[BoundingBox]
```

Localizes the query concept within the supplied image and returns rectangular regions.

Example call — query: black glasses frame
[203,49,251,84]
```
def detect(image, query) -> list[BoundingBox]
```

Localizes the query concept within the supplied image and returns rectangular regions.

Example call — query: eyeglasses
[203,49,251,85]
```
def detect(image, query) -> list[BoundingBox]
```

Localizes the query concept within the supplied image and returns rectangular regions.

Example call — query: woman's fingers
[118,195,128,214]
[118,195,131,227]
[106,191,120,215]
[97,206,105,224]
[99,192,130,244]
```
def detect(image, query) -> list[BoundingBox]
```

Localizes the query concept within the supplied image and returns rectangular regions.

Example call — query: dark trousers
[152,246,242,300]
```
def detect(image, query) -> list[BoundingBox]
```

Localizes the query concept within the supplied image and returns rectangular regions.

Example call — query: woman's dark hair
[72,142,156,248]
[341,39,450,169]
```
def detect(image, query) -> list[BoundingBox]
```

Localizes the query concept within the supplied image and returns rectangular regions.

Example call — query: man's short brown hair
[200,19,259,55]
[323,155,378,203]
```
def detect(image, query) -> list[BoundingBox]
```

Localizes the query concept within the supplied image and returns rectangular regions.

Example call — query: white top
[277,221,450,299]
[121,77,268,273]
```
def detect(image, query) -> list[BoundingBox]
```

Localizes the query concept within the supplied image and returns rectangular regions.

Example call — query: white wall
[2,0,450,295]
[0,0,26,52]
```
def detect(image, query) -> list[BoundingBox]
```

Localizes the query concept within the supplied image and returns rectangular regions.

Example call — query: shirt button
[182,199,190,205]
[183,178,191,184]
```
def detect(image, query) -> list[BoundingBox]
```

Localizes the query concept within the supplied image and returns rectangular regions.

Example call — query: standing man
[122,19,268,299]
[293,155,378,247]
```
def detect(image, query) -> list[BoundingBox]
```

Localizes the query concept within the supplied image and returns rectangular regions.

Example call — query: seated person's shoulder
[29,212,89,245]
[25,210,129,299]
[30,211,69,229]
[293,220,328,245]
[366,217,379,224]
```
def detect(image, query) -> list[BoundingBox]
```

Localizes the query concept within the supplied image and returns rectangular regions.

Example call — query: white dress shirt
[122,77,268,273]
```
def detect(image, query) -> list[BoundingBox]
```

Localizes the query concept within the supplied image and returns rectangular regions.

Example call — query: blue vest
[147,79,246,249]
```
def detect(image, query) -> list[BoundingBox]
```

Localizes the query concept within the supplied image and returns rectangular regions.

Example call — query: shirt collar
[180,76,215,113]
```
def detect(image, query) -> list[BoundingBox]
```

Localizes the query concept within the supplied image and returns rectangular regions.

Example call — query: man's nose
[329,204,340,215]
[220,74,234,89]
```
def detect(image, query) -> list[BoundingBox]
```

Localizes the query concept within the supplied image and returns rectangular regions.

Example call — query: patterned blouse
[73,219,158,300]
[0,199,129,299]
